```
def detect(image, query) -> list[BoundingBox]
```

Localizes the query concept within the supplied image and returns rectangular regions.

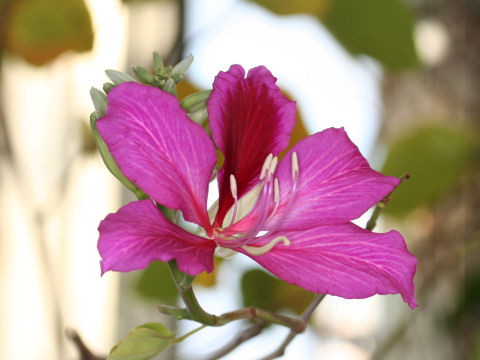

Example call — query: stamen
[274,178,280,203]
[260,153,273,180]
[267,156,278,181]
[215,246,237,258]
[230,174,237,199]
[291,152,299,181]
[228,174,239,227]
[241,235,290,256]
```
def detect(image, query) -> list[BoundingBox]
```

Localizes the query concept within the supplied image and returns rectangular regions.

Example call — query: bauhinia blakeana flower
[97,65,417,308]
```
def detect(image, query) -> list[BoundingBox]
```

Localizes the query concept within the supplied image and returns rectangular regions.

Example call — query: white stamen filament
[268,156,278,181]
[215,246,237,258]
[291,152,299,181]
[228,174,239,227]
[229,174,237,198]
[241,236,290,256]
[273,178,280,203]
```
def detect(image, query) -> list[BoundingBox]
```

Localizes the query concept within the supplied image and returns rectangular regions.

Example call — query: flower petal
[240,223,417,308]
[267,127,400,231]
[97,82,216,231]
[208,65,296,226]
[98,200,216,276]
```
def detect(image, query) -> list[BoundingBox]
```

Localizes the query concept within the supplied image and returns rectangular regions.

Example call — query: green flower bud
[171,54,194,83]
[90,109,148,200]
[152,51,164,74]
[103,82,115,94]
[105,69,136,85]
[90,87,107,116]
[163,78,177,97]
[132,65,155,85]
[180,90,211,113]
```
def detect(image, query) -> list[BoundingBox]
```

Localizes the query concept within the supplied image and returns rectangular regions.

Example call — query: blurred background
[0,0,478,359]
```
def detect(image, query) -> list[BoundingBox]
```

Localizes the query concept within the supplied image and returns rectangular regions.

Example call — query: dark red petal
[208,65,296,226]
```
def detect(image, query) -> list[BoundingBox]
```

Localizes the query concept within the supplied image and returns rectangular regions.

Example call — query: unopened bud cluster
[88,52,209,198]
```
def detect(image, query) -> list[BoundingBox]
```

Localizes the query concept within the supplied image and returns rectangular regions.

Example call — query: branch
[66,329,105,360]
[259,294,326,360]
[203,321,266,360]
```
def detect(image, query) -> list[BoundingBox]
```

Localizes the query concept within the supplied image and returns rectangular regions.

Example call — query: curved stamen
[260,153,273,180]
[241,235,290,256]
[291,151,299,181]
[214,246,237,258]
[227,174,239,228]
[267,152,299,234]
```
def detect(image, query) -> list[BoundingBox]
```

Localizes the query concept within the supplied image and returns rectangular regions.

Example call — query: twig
[259,294,326,360]
[66,329,105,360]
[203,321,266,360]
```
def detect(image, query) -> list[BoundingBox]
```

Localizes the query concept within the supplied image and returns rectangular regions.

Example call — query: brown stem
[203,321,266,360]
[66,329,105,360]
[259,294,326,360]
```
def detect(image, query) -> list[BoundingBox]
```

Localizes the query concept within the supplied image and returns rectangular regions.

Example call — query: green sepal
[132,65,155,85]
[108,322,175,360]
[89,107,147,200]
[105,69,137,85]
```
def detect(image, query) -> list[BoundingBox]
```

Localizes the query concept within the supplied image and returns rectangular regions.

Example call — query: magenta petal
[267,128,400,231]
[208,65,296,225]
[241,223,417,308]
[98,200,216,276]
[97,82,216,230]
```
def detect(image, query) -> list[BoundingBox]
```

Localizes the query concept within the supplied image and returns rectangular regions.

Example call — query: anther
[241,235,290,256]
[230,174,238,199]
[260,153,273,180]
[291,152,299,181]
[268,156,278,180]
[274,178,280,203]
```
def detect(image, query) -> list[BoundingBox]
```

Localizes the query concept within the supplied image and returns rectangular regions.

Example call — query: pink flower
[97,65,417,308]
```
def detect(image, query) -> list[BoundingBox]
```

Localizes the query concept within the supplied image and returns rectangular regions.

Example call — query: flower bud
[103,82,115,94]
[180,90,211,124]
[105,69,136,85]
[152,51,164,74]
[132,65,155,85]
[163,78,177,97]
[170,54,194,83]
[90,87,107,116]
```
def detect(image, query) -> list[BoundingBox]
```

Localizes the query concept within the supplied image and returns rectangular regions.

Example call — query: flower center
[214,152,299,257]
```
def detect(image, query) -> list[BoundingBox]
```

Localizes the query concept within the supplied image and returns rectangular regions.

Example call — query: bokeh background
[0,0,479,359]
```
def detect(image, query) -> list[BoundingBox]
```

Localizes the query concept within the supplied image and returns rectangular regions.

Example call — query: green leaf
[108,322,175,360]
[5,0,93,66]
[322,0,418,70]
[135,261,178,305]
[381,124,479,217]
[241,269,315,315]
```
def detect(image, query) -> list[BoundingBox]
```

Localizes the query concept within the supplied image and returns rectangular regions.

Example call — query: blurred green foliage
[250,0,418,70]
[4,0,93,66]
[251,0,330,16]
[381,124,479,217]
[241,269,315,315]
[136,261,178,305]
[322,0,417,70]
